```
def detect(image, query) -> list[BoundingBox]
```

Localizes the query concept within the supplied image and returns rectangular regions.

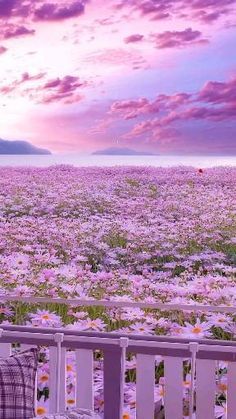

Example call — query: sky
[0,0,236,155]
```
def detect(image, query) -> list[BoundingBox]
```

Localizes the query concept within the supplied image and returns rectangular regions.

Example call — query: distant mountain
[92,147,156,156]
[0,138,51,155]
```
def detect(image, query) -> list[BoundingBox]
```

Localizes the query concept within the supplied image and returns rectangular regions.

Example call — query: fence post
[75,349,94,410]
[189,342,199,419]
[0,329,11,357]
[103,339,128,419]
[54,333,64,413]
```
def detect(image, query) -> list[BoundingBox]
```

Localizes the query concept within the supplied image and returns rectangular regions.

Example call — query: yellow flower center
[159,388,164,396]
[67,364,73,372]
[40,374,49,382]
[219,383,228,392]
[67,398,75,405]
[192,326,202,334]
[123,414,130,419]
[42,314,50,320]
[36,406,47,415]
[184,380,190,386]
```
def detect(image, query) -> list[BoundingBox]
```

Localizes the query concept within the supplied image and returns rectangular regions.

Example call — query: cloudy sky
[0,0,236,154]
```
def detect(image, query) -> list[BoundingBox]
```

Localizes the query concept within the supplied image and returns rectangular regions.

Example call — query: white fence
[0,325,236,419]
[1,295,236,313]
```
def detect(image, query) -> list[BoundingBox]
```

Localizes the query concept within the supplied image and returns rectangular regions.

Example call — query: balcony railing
[0,324,236,419]
[1,295,236,313]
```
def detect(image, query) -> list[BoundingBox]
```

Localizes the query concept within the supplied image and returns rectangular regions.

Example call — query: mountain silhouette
[0,138,51,155]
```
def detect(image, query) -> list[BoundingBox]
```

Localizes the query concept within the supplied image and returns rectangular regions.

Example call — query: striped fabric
[0,348,38,419]
[33,408,100,418]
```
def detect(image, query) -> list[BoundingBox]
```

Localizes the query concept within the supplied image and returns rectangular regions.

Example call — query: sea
[0,154,235,168]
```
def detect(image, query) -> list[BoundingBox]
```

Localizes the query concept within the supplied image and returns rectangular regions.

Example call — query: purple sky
[0,0,236,154]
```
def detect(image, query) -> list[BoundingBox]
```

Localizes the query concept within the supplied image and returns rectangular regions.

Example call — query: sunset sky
[0,0,236,154]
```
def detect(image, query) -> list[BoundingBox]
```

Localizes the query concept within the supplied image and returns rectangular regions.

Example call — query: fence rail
[1,295,236,313]
[0,326,236,418]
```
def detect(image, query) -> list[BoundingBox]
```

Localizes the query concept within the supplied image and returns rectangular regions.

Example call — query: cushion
[0,348,38,419]
[33,408,100,418]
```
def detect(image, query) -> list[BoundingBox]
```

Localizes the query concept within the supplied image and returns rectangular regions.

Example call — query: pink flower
[126,357,136,370]
[67,318,106,331]
[0,306,13,316]
[29,309,62,327]
[154,385,165,404]
[182,319,212,339]
[129,322,155,335]
[69,311,88,320]
[120,308,144,321]
[215,403,227,419]
[206,313,230,328]
[12,285,33,297]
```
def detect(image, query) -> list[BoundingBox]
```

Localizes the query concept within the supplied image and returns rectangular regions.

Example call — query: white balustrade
[136,354,155,419]
[164,356,183,419]
[227,361,236,419]
[75,349,94,410]
[196,359,216,419]
[0,327,236,419]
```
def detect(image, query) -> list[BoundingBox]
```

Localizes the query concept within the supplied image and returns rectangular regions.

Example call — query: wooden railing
[0,325,236,419]
[0,327,128,419]
[1,295,236,313]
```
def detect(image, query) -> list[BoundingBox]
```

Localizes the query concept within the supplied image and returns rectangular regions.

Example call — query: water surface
[0,154,235,168]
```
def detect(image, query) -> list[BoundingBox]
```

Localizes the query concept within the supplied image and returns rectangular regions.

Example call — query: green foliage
[125,178,140,188]
[104,230,127,248]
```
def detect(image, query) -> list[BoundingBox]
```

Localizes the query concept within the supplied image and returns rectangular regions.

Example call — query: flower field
[0,165,236,418]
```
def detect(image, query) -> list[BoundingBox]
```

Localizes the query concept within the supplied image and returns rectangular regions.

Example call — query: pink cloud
[85,48,147,70]
[0,0,235,155]
[43,75,84,91]
[180,105,236,122]
[41,75,86,104]
[91,76,236,143]
[152,28,208,49]
[194,10,223,22]
[0,84,16,95]
[124,34,144,44]
[127,0,171,20]
[188,0,236,22]
[0,45,7,54]
[124,118,160,138]
[95,16,121,26]
[0,0,88,21]
[0,72,85,104]
[21,72,46,82]
[89,118,114,135]
[152,93,191,108]
[34,1,86,21]
[0,72,46,95]
[116,0,236,23]
[110,98,152,119]
[198,77,236,104]
[156,104,236,125]
[0,0,19,17]
[110,93,191,120]
[0,24,35,39]
[108,75,236,142]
